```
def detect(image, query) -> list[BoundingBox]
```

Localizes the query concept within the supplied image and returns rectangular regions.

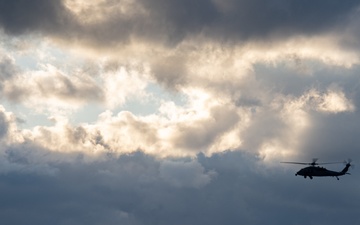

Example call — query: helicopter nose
[296,170,304,176]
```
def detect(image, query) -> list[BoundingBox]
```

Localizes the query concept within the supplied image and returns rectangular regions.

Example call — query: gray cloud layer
[0,150,358,225]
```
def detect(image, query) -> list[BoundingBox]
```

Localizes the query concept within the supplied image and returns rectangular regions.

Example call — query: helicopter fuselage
[295,164,350,180]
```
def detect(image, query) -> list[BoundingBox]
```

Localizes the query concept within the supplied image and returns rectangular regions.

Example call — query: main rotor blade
[281,161,343,165]
[280,162,310,165]
[316,162,343,165]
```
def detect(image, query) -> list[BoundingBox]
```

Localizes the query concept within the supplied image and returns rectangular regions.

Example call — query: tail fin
[340,163,351,175]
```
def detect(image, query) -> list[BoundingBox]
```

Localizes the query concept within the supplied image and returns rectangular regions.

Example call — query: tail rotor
[344,159,354,169]
[342,159,354,175]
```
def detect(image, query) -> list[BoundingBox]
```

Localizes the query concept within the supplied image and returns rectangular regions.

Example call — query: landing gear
[336,177,339,180]
[309,176,313,179]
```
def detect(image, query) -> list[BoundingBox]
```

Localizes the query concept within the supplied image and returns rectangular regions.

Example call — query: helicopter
[281,158,353,180]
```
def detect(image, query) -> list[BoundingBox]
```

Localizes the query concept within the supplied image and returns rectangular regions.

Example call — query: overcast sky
[1,0,360,224]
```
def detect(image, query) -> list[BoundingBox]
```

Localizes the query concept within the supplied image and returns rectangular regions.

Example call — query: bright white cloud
[313,88,355,113]
[102,65,150,109]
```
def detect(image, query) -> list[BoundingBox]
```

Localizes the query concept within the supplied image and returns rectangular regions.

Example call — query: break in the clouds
[1,1,360,224]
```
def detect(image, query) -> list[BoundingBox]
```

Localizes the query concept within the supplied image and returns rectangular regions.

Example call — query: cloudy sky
[1,0,360,224]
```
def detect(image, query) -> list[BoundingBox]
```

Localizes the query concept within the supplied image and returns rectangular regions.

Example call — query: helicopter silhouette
[281,158,353,180]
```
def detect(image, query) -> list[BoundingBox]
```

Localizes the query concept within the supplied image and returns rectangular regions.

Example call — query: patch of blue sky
[45,45,81,68]
[122,82,187,116]
[71,82,187,124]
[71,99,156,125]
[1,100,54,129]
[14,53,38,70]
[1,35,39,69]
[15,38,86,72]
[146,82,187,106]
[125,82,185,116]
[71,103,105,125]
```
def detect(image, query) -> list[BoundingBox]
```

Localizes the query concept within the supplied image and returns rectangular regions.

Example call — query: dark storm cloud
[0,0,74,35]
[0,150,359,225]
[77,0,360,45]
[0,0,359,46]
[139,0,360,43]
[138,0,219,44]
